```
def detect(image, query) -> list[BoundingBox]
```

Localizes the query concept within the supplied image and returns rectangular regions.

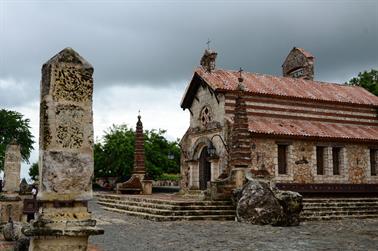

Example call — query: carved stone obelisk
[24,48,103,250]
[3,140,21,194]
[0,140,22,223]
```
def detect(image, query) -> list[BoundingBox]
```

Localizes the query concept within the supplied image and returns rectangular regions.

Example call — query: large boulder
[273,189,303,226]
[233,179,303,226]
[235,179,283,225]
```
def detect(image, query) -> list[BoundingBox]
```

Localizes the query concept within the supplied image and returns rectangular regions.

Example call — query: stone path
[89,199,378,251]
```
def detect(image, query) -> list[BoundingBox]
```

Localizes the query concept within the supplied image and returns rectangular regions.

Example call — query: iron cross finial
[238,67,243,78]
[206,39,211,50]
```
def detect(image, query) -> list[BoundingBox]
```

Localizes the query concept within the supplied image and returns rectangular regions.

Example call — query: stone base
[116,175,143,194]
[142,180,153,195]
[29,236,88,251]
[23,205,103,250]
[0,195,23,224]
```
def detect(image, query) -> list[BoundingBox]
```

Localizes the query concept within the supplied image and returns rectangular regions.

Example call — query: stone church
[179,47,378,196]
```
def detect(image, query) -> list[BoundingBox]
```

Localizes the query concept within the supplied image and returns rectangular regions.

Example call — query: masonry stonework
[3,141,21,193]
[25,48,103,250]
[180,48,378,195]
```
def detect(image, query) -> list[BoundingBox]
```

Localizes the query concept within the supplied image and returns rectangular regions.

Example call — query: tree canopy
[94,124,180,180]
[0,109,34,170]
[28,162,39,182]
[347,69,378,96]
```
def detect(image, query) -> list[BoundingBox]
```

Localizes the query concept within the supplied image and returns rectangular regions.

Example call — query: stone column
[0,140,22,223]
[24,48,103,250]
[3,140,21,194]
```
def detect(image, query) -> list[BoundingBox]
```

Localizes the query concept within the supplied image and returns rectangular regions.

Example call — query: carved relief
[42,151,92,193]
[56,105,84,149]
[53,66,93,102]
[5,152,19,162]
[40,100,52,149]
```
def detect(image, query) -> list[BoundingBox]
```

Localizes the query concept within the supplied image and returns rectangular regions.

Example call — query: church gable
[188,79,225,130]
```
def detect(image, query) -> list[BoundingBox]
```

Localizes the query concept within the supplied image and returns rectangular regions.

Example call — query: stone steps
[96,193,236,221]
[97,198,234,210]
[97,201,235,216]
[301,197,378,221]
[97,194,231,206]
[102,207,236,221]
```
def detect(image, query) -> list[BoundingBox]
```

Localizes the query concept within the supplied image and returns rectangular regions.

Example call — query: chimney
[200,49,217,72]
[282,47,315,80]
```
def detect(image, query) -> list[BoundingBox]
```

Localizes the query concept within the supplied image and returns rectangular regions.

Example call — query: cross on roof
[238,67,243,78]
[206,39,211,50]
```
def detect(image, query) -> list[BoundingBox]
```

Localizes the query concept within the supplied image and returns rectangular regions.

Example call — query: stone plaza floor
[89,199,378,251]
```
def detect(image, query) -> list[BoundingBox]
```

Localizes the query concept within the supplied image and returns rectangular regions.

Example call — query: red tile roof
[295,47,314,58]
[249,116,378,142]
[195,67,378,106]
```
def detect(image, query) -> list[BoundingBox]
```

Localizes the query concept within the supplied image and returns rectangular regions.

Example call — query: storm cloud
[1,0,377,94]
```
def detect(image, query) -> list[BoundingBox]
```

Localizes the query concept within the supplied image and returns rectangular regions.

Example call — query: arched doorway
[199,147,211,190]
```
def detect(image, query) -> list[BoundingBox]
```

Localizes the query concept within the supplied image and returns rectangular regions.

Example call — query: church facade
[179,47,378,194]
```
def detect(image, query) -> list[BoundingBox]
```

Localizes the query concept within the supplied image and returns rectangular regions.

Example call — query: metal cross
[238,67,243,78]
[206,39,211,50]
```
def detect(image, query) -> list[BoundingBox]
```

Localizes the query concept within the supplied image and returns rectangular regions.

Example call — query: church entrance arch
[199,147,211,190]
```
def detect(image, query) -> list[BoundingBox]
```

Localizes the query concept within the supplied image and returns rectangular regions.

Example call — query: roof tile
[196,68,378,106]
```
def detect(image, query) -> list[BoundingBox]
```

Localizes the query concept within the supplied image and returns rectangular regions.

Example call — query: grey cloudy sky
[0,0,377,179]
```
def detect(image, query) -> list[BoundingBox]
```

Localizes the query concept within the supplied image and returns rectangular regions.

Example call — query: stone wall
[251,138,377,184]
[189,84,225,129]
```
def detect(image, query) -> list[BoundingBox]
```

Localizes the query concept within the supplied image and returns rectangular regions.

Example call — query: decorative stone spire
[228,75,252,169]
[200,49,217,72]
[133,113,146,176]
[282,47,315,80]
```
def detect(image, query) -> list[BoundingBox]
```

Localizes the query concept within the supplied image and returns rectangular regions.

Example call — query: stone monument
[23,48,103,250]
[0,140,23,224]
[3,140,21,194]
[116,114,152,194]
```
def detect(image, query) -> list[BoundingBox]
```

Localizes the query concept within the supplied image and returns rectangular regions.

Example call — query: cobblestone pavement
[89,199,378,251]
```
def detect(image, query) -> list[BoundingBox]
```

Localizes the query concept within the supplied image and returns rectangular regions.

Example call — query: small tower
[133,113,146,177]
[282,47,315,80]
[200,49,217,72]
[228,70,252,170]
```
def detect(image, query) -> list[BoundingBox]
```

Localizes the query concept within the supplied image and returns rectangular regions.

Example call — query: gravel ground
[89,199,378,251]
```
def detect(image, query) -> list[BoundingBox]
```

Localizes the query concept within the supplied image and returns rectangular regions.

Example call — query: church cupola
[282,47,315,80]
[200,49,217,72]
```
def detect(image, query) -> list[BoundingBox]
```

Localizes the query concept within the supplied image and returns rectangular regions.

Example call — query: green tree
[94,125,180,180]
[347,69,378,96]
[0,109,34,170]
[29,162,39,182]
[94,125,135,178]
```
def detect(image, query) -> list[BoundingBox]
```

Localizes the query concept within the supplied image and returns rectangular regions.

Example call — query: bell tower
[282,47,315,80]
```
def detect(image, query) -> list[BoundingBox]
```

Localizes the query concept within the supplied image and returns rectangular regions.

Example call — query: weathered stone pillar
[3,140,21,194]
[0,140,22,223]
[24,48,103,250]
